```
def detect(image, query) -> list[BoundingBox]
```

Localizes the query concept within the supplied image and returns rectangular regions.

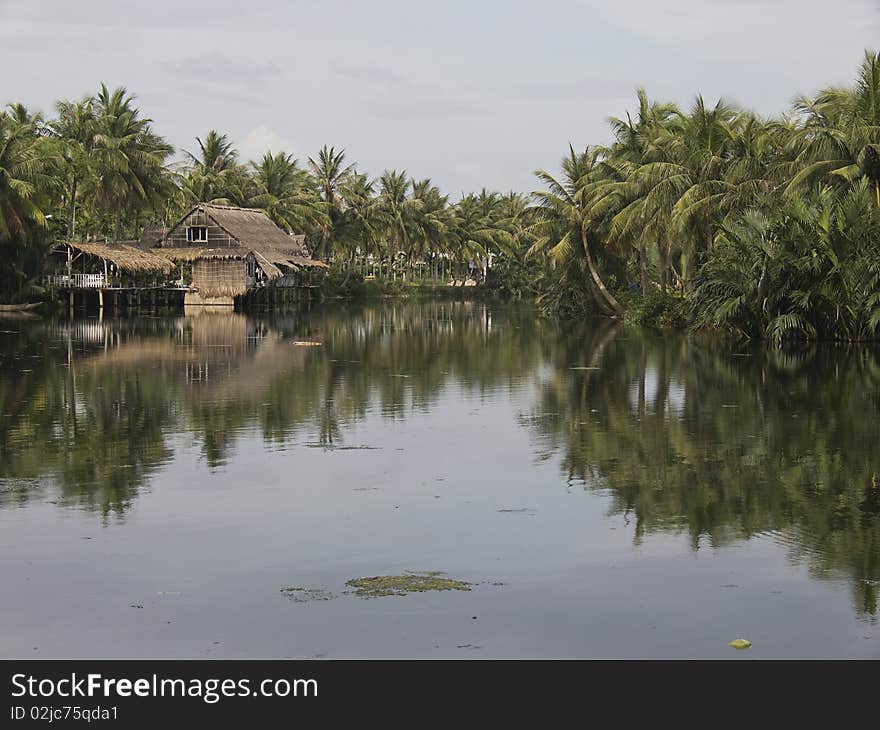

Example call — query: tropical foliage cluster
[529,49,880,342]
[2,50,879,341]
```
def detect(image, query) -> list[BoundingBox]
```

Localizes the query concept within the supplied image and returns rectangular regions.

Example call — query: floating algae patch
[346,572,471,598]
[303,443,381,450]
[280,587,335,603]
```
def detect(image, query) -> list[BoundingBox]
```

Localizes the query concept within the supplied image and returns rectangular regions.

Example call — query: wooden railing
[45,274,106,289]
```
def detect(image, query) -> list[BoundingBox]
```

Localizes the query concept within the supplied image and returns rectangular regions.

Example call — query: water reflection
[0,302,540,512]
[1,303,879,624]
[528,326,880,621]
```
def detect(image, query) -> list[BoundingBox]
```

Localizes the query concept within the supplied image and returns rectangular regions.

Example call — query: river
[1,301,878,657]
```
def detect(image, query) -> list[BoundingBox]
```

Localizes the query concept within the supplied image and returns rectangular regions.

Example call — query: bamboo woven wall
[192,259,248,298]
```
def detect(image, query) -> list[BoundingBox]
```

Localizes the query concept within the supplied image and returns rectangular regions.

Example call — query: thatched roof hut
[150,204,326,301]
[158,204,328,272]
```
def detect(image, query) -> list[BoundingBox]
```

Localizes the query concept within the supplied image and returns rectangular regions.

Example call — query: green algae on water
[280,586,335,603]
[346,571,472,597]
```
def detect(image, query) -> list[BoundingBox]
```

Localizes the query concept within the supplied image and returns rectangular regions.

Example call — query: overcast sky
[2,0,878,196]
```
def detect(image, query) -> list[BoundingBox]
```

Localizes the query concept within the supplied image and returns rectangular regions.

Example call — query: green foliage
[484,251,540,300]
[321,269,368,300]
[623,290,687,329]
[691,184,880,342]
[525,49,880,343]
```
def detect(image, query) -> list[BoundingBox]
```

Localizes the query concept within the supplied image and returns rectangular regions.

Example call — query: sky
[1,0,879,196]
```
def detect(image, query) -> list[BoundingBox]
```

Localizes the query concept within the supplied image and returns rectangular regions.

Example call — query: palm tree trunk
[580,227,624,316]
[639,243,650,295]
[67,177,78,240]
[659,242,669,295]
[114,209,122,243]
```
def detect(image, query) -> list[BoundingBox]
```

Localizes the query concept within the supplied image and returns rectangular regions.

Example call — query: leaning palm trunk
[586,274,616,316]
[639,243,650,295]
[580,227,624,316]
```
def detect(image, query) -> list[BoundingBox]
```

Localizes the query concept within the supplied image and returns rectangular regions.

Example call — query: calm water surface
[1,302,878,658]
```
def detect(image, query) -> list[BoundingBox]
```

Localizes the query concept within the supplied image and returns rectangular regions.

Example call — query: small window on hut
[187,226,208,243]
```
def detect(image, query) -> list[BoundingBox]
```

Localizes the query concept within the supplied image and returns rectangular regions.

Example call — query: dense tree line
[1,50,879,341]
[0,88,524,300]
[529,49,880,342]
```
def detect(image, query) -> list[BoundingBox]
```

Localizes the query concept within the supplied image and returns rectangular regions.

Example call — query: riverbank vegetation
[1,50,878,342]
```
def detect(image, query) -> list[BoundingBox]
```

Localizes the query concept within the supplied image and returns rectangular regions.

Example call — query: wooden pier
[50,282,321,315]
[55,284,191,315]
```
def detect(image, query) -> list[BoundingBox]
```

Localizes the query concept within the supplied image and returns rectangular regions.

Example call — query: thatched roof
[153,247,206,262]
[163,204,327,271]
[289,255,328,269]
[188,247,248,260]
[165,203,305,252]
[250,250,283,279]
[58,242,175,274]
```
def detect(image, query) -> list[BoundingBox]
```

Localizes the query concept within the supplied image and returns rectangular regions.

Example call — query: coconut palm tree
[186,130,238,173]
[407,178,449,279]
[50,96,96,239]
[247,151,328,233]
[529,145,624,316]
[375,169,414,277]
[88,84,173,240]
[0,110,55,298]
[593,89,679,293]
[336,173,380,270]
[308,145,355,260]
[181,130,251,206]
[787,50,880,207]
[5,103,45,132]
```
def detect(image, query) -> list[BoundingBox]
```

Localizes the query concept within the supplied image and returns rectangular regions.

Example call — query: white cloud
[238,125,298,163]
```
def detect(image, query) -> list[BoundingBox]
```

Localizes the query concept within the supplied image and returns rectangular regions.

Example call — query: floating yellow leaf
[729,638,752,650]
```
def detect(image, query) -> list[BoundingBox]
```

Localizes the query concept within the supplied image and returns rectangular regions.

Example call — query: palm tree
[0,112,52,245]
[181,130,250,205]
[50,96,95,239]
[332,173,381,278]
[186,130,238,173]
[308,145,355,260]
[375,170,414,278]
[246,151,328,233]
[408,178,448,279]
[89,84,173,240]
[5,103,45,132]
[529,145,624,316]
[787,50,880,207]
[0,111,54,298]
[595,89,679,293]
